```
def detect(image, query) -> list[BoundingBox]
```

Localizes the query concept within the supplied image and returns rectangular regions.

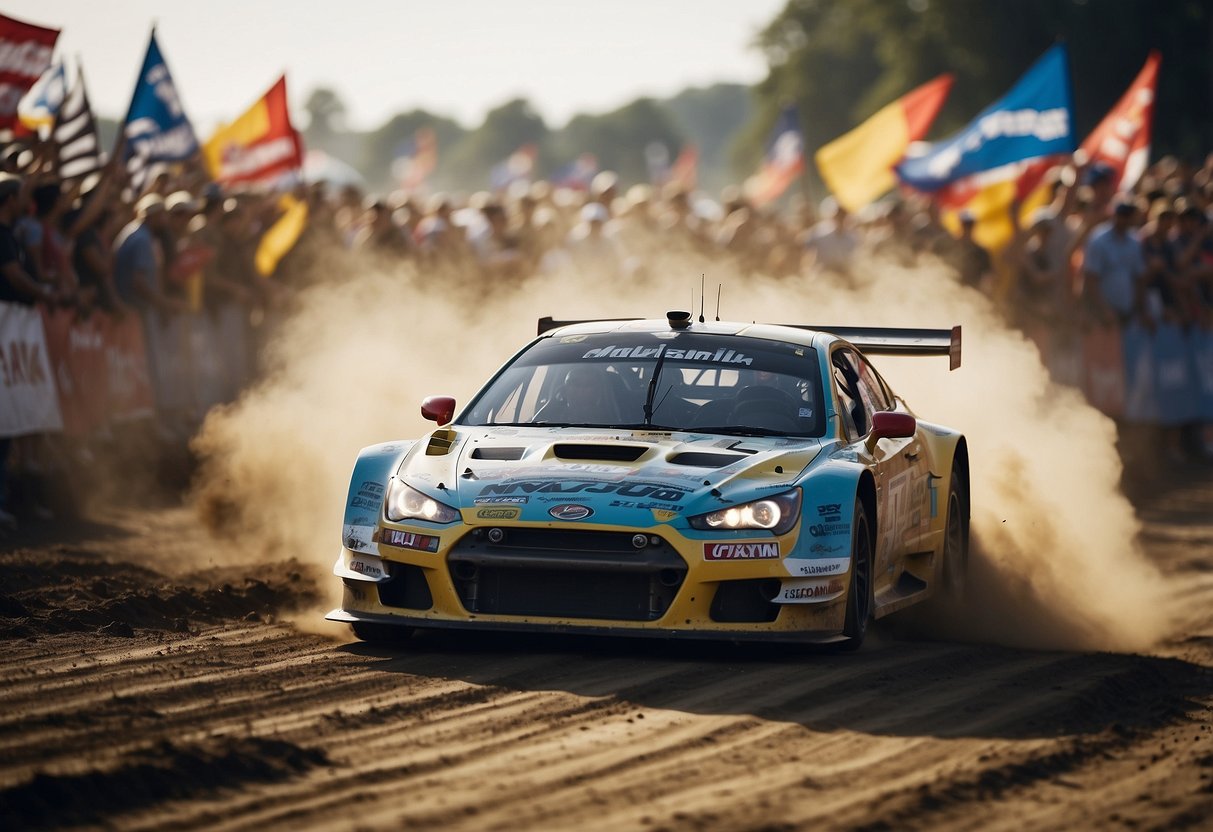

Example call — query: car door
[831,348,919,584]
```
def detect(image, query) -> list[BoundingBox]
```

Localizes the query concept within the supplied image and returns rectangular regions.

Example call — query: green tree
[555,98,685,185]
[444,98,550,189]
[743,0,1213,195]
[362,109,466,192]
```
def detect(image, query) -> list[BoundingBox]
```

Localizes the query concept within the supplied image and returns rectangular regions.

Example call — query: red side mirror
[870,411,916,441]
[421,395,457,425]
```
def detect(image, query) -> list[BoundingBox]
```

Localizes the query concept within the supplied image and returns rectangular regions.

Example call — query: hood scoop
[471,446,526,461]
[668,451,749,469]
[553,443,648,462]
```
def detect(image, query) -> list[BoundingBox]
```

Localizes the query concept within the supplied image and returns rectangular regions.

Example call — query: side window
[856,357,892,414]
[831,351,863,439]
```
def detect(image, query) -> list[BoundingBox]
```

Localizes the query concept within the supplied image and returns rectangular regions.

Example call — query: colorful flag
[16,60,65,136]
[123,30,198,191]
[553,152,598,191]
[255,193,309,277]
[939,51,1161,253]
[0,12,58,132]
[745,106,804,206]
[204,75,303,186]
[390,126,437,191]
[668,144,698,191]
[815,74,953,213]
[54,65,106,183]
[1079,49,1160,192]
[896,45,1074,192]
[490,144,537,191]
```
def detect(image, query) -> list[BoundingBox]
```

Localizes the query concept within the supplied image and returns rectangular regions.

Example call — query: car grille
[448,528,687,621]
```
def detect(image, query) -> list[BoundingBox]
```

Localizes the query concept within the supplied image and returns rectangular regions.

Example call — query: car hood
[394,426,825,525]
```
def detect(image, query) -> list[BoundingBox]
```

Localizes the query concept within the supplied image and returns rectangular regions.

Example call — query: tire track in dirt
[2,470,1213,830]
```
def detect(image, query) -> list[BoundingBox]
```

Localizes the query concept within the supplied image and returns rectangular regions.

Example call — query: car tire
[839,500,873,651]
[351,621,414,644]
[941,460,969,602]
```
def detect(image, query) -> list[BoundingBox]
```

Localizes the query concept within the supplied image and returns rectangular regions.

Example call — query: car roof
[541,319,831,351]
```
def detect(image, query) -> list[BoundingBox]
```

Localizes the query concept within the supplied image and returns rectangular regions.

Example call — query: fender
[913,419,967,539]
[340,440,416,555]
[783,453,864,577]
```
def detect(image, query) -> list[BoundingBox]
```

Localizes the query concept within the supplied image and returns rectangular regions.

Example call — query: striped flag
[745,106,804,207]
[53,65,106,183]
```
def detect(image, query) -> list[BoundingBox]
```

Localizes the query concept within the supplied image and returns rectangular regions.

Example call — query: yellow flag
[255,194,308,277]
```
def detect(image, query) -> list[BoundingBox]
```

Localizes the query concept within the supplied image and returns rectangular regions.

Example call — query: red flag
[1078,50,1159,192]
[669,144,698,191]
[0,13,58,131]
[204,75,304,186]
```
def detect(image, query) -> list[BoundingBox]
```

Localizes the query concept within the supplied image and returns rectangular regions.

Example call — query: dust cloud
[191,242,1176,652]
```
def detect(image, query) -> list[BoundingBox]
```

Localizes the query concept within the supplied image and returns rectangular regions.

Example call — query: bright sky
[15,0,785,134]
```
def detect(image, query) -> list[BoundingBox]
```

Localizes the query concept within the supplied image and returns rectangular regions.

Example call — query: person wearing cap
[1082,197,1146,326]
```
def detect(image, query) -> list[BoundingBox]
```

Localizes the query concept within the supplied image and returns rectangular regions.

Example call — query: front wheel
[839,500,873,651]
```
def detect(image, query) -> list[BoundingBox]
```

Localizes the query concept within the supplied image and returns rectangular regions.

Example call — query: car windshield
[461,331,825,437]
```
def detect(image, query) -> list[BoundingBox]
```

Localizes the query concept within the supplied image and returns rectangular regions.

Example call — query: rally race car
[327,312,968,649]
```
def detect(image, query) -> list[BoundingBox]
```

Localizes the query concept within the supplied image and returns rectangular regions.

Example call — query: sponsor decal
[777,577,846,603]
[704,541,780,560]
[381,528,440,553]
[479,479,691,502]
[581,344,753,366]
[474,495,529,505]
[785,556,850,577]
[799,407,813,418]
[549,504,593,520]
[559,335,588,343]
[348,558,384,578]
[810,543,844,554]
[475,507,520,520]
[342,523,375,553]
[350,480,385,512]
[816,503,843,521]
[808,522,850,538]
[651,509,679,522]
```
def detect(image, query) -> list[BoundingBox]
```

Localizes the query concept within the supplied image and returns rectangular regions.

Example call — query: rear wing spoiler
[537,316,640,335]
[537,317,961,371]
[785,325,962,371]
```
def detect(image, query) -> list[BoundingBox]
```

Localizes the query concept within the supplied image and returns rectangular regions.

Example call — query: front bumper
[327,521,851,642]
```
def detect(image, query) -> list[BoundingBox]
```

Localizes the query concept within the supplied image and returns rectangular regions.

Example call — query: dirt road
[2,470,1213,831]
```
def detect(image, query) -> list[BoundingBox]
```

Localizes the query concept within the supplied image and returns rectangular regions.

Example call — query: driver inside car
[534,365,622,424]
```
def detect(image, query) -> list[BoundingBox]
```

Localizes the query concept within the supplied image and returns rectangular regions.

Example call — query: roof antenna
[715,284,722,321]
[699,274,706,323]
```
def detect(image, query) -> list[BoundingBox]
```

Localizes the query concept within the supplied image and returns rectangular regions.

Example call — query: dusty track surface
[3,471,1213,831]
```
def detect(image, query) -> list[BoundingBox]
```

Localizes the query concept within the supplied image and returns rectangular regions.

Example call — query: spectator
[1082,198,1146,326]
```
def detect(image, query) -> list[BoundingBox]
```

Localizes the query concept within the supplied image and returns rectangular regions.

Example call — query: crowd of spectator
[1,137,1212,531]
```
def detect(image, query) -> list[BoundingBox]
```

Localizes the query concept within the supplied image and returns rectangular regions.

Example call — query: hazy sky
[15,1,785,134]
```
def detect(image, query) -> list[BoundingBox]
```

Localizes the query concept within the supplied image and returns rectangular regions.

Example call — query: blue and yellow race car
[327,312,968,649]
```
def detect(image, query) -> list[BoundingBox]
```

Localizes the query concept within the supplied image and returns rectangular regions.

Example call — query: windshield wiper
[642,352,667,427]
[692,425,789,437]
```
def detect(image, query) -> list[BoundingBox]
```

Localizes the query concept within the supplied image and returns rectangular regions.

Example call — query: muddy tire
[839,500,873,651]
[941,461,969,603]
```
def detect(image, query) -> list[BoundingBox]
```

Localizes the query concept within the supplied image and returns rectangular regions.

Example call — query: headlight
[385,479,460,524]
[688,489,801,535]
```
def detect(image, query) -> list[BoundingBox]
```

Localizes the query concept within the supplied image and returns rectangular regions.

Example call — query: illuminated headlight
[385,479,459,524]
[688,489,801,535]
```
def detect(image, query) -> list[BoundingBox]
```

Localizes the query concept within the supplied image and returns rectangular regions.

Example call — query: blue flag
[896,45,1074,192]
[123,31,197,186]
